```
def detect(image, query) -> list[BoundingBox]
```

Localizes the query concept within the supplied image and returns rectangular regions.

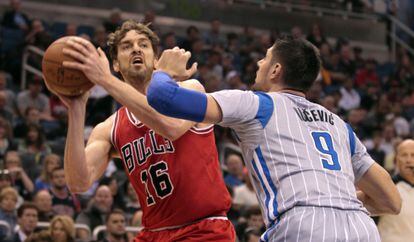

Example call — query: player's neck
[269,85,306,97]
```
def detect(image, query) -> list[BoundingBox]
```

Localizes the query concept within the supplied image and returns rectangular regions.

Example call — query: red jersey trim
[147,215,228,232]
[125,108,144,128]
[189,124,214,134]
[111,111,119,150]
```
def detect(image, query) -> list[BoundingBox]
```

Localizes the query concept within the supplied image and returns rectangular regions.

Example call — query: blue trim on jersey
[254,147,279,221]
[254,92,274,128]
[261,219,279,242]
[346,124,356,157]
[251,156,273,224]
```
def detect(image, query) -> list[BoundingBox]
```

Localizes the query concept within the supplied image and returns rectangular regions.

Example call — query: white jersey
[210,91,375,228]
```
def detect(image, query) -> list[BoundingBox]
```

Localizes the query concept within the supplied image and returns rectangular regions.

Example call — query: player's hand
[43,74,89,109]
[155,47,197,81]
[62,37,113,86]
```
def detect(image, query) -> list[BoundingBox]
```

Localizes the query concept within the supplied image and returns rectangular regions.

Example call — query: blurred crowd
[0,0,413,241]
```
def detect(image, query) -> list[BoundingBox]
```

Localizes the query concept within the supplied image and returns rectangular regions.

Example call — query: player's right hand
[155,47,197,81]
[43,75,89,109]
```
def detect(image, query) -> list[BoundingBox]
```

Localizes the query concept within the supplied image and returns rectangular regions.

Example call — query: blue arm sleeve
[147,71,208,122]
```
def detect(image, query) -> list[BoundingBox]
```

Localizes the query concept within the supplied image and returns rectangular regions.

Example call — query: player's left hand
[155,46,197,81]
[62,37,113,86]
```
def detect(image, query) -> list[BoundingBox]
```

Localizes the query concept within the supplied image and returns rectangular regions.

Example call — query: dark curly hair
[107,20,160,60]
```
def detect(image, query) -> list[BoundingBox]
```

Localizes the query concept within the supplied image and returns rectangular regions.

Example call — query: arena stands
[0,0,413,241]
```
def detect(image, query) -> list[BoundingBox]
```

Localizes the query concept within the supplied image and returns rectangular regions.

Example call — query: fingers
[63,48,87,63]
[66,39,91,58]
[186,62,198,77]
[69,37,96,53]
[62,61,85,71]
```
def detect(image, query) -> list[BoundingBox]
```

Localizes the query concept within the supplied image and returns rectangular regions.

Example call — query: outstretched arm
[59,92,113,193]
[62,37,202,141]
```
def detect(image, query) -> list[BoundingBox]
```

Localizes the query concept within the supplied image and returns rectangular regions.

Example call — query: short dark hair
[271,36,321,92]
[107,20,160,60]
[245,206,262,219]
[51,166,64,176]
[17,202,38,218]
[106,209,125,223]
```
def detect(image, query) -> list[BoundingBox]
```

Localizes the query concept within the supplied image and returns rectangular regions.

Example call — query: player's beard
[121,63,152,91]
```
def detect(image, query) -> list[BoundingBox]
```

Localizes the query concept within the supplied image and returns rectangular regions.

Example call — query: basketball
[41,36,94,96]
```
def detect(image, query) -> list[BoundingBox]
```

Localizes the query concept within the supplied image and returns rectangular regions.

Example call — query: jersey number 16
[140,161,174,206]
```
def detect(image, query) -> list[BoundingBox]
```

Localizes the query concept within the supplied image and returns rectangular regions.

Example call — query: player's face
[114,30,156,87]
[254,46,278,91]
[397,141,414,182]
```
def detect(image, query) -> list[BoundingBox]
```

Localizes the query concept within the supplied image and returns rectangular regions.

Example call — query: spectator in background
[0,170,13,192]
[99,176,123,210]
[367,131,386,168]
[34,154,61,191]
[11,202,38,242]
[0,187,18,238]
[122,182,140,224]
[18,124,51,164]
[233,169,259,211]
[338,43,356,76]
[353,46,365,69]
[390,105,410,137]
[224,153,245,187]
[189,39,207,65]
[99,209,129,242]
[104,8,123,33]
[13,107,40,139]
[0,72,16,115]
[235,206,265,241]
[17,78,52,121]
[338,76,361,111]
[378,139,414,241]
[76,185,113,240]
[203,19,225,47]
[306,23,327,48]
[93,26,109,52]
[290,26,304,40]
[0,118,17,162]
[33,190,54,222]
[0,92,14,125]
[354,58,380,89]
[64,23,77,37]
[180,25,200,52]
[25,230,52,242]
[1,0,30,31]
[25,19,53,50]
[49,215,76,242]
[49,167,80,219]
[4,151,34,200]
[225,70,247,90]
[161,32,177,51]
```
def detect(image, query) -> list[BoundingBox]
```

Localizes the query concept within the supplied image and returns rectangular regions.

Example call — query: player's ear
[270,63,282,82]
[113,59,120,72]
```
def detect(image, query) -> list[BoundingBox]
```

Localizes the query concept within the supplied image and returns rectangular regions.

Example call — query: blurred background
[0,0,413,241]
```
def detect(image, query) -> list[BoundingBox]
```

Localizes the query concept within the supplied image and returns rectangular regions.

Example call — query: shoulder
[178,79,205,93]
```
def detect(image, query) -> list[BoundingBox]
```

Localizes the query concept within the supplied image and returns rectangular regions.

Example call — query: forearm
[147,71,208,122]
[19,172,34,192]
[356,190,387,216]
[101,75,192,140]
[64,106,91,192]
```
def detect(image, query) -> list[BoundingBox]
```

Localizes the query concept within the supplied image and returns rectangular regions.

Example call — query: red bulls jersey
[111,107,231,229]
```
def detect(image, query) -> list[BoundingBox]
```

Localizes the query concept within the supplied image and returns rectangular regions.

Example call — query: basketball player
[146,37,402,241]
[55,20,235,241]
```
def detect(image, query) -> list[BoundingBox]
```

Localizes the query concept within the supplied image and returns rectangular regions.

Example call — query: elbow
[67,182,90,194]
[389,196,402,215]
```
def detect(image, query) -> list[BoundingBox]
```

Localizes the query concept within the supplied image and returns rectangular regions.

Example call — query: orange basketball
[42,36,94,96]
